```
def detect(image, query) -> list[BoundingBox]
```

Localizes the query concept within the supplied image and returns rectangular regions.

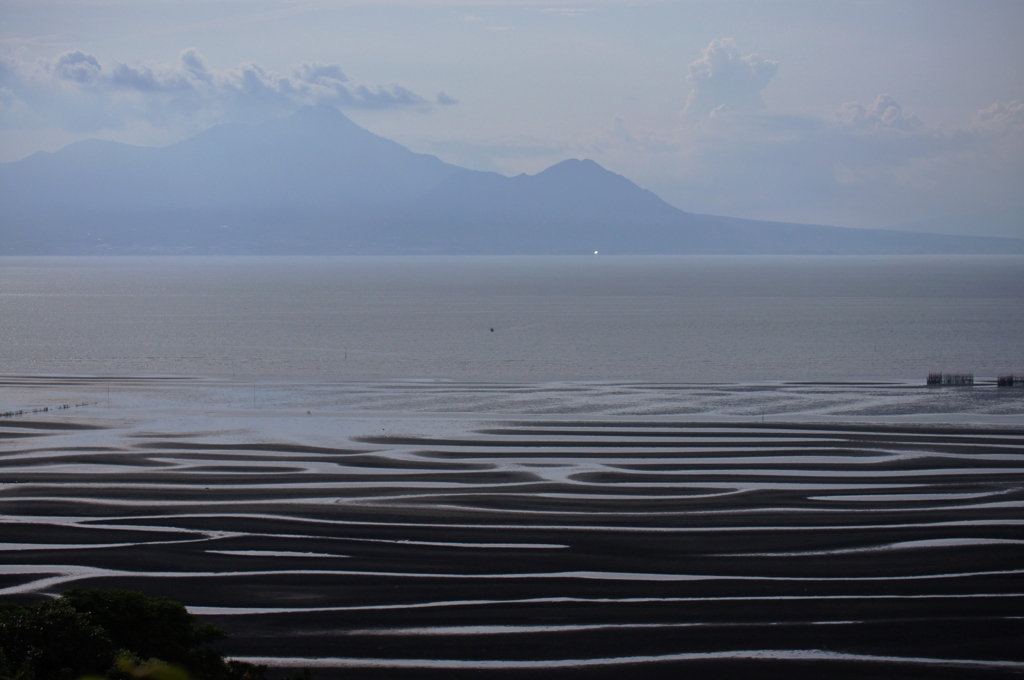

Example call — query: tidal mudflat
[1,376,1023,679]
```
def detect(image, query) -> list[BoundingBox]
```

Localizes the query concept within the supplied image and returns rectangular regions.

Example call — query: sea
[1,255,1022,383]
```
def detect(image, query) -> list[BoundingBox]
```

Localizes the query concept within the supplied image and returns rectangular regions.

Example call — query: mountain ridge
[2,104,1022,255]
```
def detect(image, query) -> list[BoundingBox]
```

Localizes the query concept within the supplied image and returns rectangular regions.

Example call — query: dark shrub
[0,590,286,680]
[0,599,113,680]
[60,588,226,670]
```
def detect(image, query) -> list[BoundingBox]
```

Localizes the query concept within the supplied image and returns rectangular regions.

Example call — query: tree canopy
[0,589,308,680]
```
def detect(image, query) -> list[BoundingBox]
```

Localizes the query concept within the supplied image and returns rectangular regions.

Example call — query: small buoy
[594,250,599,255]
[490,328,494,332]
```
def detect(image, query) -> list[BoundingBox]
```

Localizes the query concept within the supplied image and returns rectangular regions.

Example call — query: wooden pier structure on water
[927,372,974,386]
[925,373,1024,387]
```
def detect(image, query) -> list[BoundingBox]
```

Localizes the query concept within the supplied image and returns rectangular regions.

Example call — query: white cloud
[51,50,103,85]
[0,48,441,136]
[835,94,923,131]
[180,48,212,83]
[972,98,1024,132]
[684,38,778,117]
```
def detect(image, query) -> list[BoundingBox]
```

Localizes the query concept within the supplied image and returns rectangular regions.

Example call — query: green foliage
[60,589,226,671]
[223,661,270,680]
[112,652,191,680]
[0,599,113,680]
[0,590,296,680]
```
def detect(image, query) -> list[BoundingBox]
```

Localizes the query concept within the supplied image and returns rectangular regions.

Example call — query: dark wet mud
[2,395,1023,678]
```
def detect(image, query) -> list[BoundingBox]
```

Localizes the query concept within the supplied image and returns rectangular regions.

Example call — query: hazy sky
[1,0,1022,234]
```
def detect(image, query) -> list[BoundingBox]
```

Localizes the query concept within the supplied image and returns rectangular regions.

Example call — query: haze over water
[2,255,1022,383]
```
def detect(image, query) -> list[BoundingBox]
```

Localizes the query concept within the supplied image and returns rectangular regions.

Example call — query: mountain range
[2,104,1022,255]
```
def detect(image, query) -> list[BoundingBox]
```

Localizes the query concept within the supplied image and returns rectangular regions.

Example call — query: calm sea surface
[1,255,1022,382]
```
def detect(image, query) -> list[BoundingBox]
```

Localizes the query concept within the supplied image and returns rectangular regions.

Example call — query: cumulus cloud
[0,48,443,136]
[972,98,1024,132]
[110,61,193,92]
[684,38,778,117]
[293,62,349,86]
[51,50,102,84]
[180,48,212,83]
[835,94,923,131]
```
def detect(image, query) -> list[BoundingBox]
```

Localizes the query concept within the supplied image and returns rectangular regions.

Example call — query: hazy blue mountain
[4,105,458,212]
[2,104,1023,254]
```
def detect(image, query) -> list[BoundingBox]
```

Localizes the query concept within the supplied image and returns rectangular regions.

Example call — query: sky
[1,0,1022,235]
